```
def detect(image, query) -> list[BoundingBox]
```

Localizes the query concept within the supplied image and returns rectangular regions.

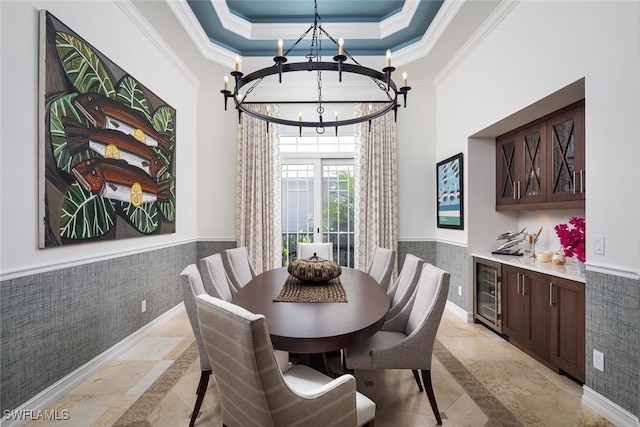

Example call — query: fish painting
[63,118,168,177]
[72,158,170,207]
[73,92,171,153]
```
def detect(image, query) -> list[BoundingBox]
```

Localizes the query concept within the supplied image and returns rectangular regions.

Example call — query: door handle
[549,281,554,307]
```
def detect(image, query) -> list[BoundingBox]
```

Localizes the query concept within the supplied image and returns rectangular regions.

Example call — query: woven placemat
[274,275,347,303]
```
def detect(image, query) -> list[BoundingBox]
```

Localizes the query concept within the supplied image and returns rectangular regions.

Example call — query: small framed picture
[436,153,463,229]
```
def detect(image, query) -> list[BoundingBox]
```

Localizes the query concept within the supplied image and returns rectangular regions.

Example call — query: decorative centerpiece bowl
[288,253,342,283]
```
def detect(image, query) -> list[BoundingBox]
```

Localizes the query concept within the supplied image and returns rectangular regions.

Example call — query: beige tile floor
[23,308,613,426]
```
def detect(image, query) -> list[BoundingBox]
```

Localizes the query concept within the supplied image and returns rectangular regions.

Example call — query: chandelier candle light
[220,0,411,135]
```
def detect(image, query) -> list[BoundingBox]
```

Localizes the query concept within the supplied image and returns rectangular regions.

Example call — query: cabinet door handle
[573,171,577,194]
[516,273,521,295]
[549,281,554,307]
[513,182,517,200]
[517,181,521,199]
[521,274,526,296]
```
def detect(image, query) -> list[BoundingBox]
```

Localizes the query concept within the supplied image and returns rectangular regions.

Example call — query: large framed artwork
[38,11,176,248]
[436,153,463,230]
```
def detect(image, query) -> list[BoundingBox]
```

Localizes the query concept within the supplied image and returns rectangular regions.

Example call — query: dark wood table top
[232,267,390,353]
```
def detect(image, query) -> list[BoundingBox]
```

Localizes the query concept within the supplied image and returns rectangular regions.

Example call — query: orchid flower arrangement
[554,217,586,263]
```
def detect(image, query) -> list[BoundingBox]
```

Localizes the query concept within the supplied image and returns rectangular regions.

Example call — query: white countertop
[471,252,586,283]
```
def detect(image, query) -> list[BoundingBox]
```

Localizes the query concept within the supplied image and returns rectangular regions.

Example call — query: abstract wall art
[436,152,463,230]
[38,11,176,248]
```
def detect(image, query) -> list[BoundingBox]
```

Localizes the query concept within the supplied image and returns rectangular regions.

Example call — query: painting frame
[38,10,176,248]
[436,152,464,230]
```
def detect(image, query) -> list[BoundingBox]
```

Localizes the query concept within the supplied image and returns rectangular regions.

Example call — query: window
[281,136,355,267]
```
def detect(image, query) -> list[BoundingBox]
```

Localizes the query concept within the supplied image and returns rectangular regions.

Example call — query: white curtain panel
[354,103,399,273]
[236,104,282,273]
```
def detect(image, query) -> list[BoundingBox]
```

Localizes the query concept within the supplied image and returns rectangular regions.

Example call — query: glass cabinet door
[520,123,546,203]
[547,105,585,201]
[496,137,517,205]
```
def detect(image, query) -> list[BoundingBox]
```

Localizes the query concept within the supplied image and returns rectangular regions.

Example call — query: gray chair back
[366,247,396,291]
[179,264,211,371]
[384,254,424,324]
[221,247,257,291]
[200,253,234,300]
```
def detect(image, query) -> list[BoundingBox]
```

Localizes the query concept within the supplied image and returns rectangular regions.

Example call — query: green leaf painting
[153,106,176,165]
[49,93,93,173]
[55,32,115,98]
[120,202,159,234]
[116,76,152,122]
[41,12,176,247]
[60,182,116,240]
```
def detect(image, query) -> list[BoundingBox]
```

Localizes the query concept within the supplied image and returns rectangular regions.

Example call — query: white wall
[0,1,200,277]
[397,83,436,239]
[436,0,640,272]
[196,80,238,240]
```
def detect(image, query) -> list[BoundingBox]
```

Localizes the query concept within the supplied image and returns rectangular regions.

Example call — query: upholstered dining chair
[199,253,235,300]
[366,247,396,292]
[297,242,333,260]
[345,263,450,425]
[383,254,424,325]
[221,247,257,292]
[195,294,376,427]
[179,264,213,427]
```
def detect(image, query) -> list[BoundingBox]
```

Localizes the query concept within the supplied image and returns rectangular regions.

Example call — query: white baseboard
[582,386,640,427]
[0,303,185,427]
[446,300,473,323]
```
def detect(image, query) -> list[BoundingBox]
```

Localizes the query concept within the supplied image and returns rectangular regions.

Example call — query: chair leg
[189,369,212,427]
[421,369,442,425]
[411,369,424,392]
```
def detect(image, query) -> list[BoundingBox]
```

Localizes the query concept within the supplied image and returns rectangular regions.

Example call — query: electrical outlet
[141,300,147,313]
[593,349,604,372]
[458,285,462,296]
[594,235,605,255]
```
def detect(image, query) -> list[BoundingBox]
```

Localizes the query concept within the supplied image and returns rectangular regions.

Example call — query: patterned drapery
[236,105,282,273]
[354,103,399,272]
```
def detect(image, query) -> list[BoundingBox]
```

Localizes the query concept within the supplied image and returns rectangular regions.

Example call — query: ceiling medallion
[221,0,411,135]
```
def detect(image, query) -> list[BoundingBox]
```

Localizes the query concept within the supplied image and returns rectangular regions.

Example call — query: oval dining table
[232,267,390,356]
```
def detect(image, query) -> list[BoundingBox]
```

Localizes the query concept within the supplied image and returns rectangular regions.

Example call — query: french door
[281,159,355,267]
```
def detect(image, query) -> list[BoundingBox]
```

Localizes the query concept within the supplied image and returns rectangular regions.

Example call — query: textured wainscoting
[585,270,640,418]
[398,240,468,309]
[0,242,196,413]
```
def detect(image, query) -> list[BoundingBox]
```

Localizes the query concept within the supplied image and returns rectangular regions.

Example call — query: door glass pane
[551,119,575,194]
[500,142,515,198]
[281,164,313,266]
[323,164,355,267]
[524,131,542,196]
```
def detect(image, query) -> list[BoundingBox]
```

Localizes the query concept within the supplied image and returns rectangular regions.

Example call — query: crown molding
[434,0,520,85]
[116,0,200,87]
[394,0,465,67]
[211,0,419,41]
[165,0,236,66]
[380,0,421,38]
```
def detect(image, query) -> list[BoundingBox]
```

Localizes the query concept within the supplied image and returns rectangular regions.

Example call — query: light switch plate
[594,235,605,255]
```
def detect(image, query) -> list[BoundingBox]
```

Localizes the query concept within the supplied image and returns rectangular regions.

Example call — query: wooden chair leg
[189,369,212,427]
[411,369,423,392]
[421,369,442,425]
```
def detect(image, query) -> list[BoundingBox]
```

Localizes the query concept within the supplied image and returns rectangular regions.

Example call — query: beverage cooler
[473,257,502,333]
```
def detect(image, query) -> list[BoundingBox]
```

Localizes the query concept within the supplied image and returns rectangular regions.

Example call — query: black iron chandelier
[220,0,411,135]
